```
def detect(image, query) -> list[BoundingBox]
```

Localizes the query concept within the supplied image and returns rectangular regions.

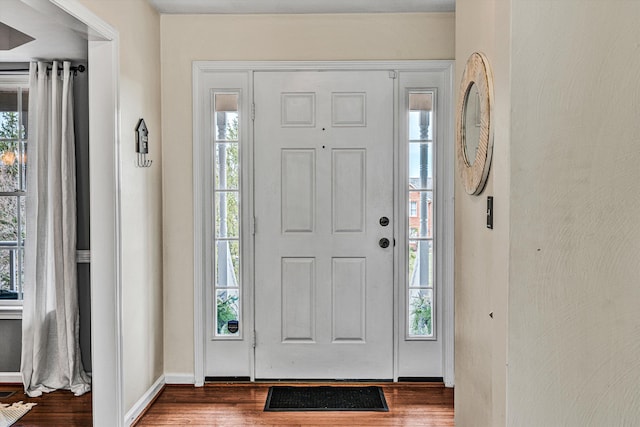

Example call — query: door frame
[193,61,454,387]
[51,1,124,425]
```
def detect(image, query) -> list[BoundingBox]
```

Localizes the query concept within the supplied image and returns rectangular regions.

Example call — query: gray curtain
[21,61,90,397]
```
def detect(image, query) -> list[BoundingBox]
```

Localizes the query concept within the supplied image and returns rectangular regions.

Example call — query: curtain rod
[0,64,86,76]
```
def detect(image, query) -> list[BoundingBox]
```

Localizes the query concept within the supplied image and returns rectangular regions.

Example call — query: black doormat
[264,386,388,412]
[0,390,16,399]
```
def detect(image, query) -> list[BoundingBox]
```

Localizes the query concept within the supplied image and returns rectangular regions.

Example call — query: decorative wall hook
[135,118,153,168]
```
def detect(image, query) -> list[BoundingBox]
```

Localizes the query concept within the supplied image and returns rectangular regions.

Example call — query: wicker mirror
[456,52,494,195]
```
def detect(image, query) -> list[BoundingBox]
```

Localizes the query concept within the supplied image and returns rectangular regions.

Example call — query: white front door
[254,71,394,379]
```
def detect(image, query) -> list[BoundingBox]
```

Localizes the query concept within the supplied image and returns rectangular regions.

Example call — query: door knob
[379,216,390,227]
[379,238,390,248]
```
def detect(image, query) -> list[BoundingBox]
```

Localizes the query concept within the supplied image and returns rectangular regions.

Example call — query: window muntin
[213,92,241,337]
[407,91,435,339]
[0,81,28,302]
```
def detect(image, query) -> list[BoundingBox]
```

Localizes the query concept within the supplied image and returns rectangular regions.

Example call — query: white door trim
[192,64,206,387]
[51,1,125,425]
[193,60,454,387]
[441,69,455,388]
[193,60,454,73]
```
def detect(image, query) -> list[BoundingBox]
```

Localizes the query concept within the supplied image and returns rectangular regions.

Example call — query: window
[0,77,28,303]
[213,92,241,337]
[409,200,418,217]
[407,92,434,338]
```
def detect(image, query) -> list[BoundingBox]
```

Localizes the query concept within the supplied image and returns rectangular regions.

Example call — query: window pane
[409,92,433,141]
[0,193,25,299]
[215,191,239,238]
[215,111,239,142]
[0,195,18,242]
[17,248,23,297]
[214,93,239,143]
[0,139,20,192]
[21,90,28,139]
[408,240,433,288]
[19,196,25,245]
[0,89,27,138]
[0,110,18,139]
[409,112,432,141]
[409,92,433,113]
[215,239,239,288]
[215,288,240,336]
[214,93,238,113]
[19,140,26,192]
[408,191,432,238]
[409,289,433,337]
[0,248,18,298]
[214,143,239,190]
[408,143,432,189]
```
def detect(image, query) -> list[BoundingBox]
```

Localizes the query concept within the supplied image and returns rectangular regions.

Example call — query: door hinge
[388,71,397,79]
[252,330,256,348]
[251,103,256,121]
[251,216,256,235]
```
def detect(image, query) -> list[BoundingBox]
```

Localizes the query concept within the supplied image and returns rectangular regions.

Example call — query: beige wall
[161,13,455,376]
[508,2,640,425]
[458,0,640,425]
[78,0,164,414]
[455,0,510,426]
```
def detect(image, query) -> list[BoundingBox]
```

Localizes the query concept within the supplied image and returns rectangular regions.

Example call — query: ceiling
[148,0,455,14]
[0,0,88,63]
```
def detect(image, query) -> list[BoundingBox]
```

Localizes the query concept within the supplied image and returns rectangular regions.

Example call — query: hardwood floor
[0,384,92,426]
[137,383,454,426]
[0,382,454,426]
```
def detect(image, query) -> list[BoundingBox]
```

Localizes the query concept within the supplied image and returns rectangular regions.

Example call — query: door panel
[281,257,315,342]
[281,149,315,233]
[332,149,366,233]
[331,257,366,342]
[254,71,394,379]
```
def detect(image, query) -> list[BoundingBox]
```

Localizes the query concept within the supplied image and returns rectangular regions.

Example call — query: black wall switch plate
[487,196,494,229]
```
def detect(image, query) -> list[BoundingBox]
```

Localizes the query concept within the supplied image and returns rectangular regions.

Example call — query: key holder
[135,118,153,168]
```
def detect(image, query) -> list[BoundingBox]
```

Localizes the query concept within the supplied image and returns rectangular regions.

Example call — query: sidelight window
[407,92,435,339]
[213,92,241,337]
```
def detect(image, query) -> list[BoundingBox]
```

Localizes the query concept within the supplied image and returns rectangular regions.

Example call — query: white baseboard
[124,375,165,427]
[164,374,195,385]
[0,372,21,383]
